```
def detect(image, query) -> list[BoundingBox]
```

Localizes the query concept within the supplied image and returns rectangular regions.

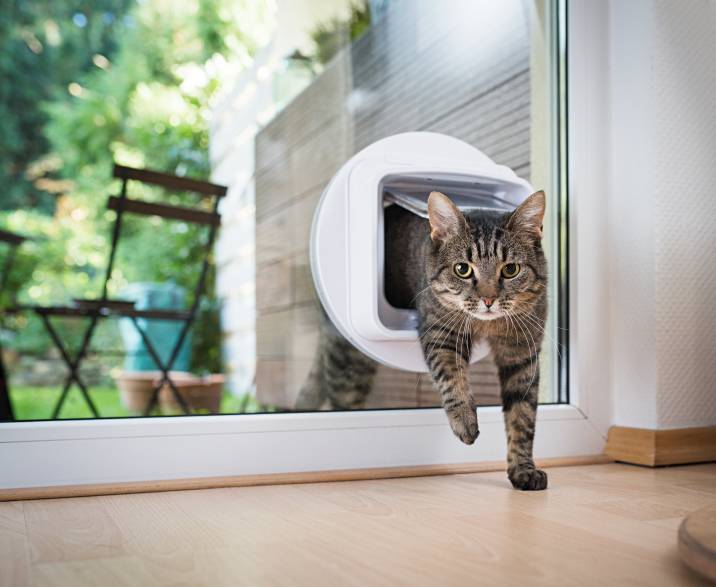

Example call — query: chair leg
[0,342,14,421]
[143,374,189,416]
[51,375,74,420]
[50,372,99,419]
[73,378,100,419]
[40,314,100,419]
[129,317,191,416]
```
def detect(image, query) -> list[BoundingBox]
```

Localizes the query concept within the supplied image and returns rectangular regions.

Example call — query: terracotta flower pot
[159,374,225,414]
[115,371,196,414]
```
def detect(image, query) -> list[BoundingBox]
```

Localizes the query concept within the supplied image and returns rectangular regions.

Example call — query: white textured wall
[607,0,716,429]
[607,0,659,429]
[652,1,716,428]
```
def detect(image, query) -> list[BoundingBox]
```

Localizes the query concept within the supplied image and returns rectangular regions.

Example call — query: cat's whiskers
[455,313,472,379]
[505,313,523,375]
[453,315,464,377]
[504,310,528,357]
[502,300,555,350]
[422,311,462,357]
[515,310,564,362]
[500,311,510,339]
[498,302,516,340]
[437,310,468,351]
[421,308,460,335]
[409,283,434,306]
[525,291,569,331]
[518,308,568,333]
[428,314,466,369]
[510,311,537,358]
[509,311,540,401]
[429,311,464,352]
[425,309,465,359]
[503,310,517,346]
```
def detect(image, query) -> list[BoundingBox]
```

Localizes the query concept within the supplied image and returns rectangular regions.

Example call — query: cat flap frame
[310,132,533,372]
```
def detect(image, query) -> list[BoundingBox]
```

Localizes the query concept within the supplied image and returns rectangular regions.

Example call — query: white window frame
[0,0,610,490]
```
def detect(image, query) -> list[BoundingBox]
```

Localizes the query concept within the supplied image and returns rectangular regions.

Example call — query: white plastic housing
[310,132,533,372]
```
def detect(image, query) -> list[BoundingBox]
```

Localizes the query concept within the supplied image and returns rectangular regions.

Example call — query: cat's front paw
[508,467,548,491]
[448,405,480,445]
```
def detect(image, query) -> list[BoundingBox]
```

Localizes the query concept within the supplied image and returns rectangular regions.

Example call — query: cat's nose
[482,297,495,308]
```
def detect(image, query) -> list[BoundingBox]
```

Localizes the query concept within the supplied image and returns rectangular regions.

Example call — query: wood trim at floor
[605,426,716,467]
[0,454,612,502]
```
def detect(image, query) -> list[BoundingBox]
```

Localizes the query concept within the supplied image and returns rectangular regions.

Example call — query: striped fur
[419,191,548,490]
[297,191,548,490]
[295,308,377,411]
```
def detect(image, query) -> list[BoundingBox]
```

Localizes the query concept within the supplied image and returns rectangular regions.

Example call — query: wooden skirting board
[606,426,716,467]
[0,454,611,502]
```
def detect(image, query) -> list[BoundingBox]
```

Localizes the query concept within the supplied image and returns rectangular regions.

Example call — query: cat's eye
[453,262,473,279]
[501,263,521,279]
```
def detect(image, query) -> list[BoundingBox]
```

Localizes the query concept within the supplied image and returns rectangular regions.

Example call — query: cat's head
[426,190,546,321]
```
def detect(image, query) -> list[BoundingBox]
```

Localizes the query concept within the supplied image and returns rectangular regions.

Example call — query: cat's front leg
[492,342,547,491]
[419,316,479,445]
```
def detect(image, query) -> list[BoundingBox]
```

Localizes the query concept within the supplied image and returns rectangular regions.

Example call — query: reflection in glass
[1,0,561,420]
[214,0,560,411]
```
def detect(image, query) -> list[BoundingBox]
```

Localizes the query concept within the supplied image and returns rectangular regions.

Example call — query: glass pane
[1,0,563,420]
[213,0,562,411]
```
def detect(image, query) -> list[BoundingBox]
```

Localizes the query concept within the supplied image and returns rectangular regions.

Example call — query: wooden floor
[1,463,714,586]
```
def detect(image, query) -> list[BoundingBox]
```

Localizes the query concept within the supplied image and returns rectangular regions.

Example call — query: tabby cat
[296,190,548,491]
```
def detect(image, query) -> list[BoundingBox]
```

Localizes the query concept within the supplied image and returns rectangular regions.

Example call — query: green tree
[2,0,271,374]
[0,0,132,213]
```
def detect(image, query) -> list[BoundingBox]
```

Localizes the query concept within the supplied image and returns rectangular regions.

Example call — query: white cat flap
[310,132,533,372]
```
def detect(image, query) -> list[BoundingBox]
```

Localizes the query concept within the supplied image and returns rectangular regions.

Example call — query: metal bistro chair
[0,229,28,421]
[32,164,227,418]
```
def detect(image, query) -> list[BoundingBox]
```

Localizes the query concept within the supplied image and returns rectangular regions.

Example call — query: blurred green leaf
[1,0,272,374]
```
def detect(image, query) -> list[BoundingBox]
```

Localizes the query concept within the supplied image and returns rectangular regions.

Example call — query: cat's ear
[428,191,464,242]
[507,190,545,238]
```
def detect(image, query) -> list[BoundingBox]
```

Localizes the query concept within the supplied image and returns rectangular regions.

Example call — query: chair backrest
[113,164,227,197]
[100,163,227,309]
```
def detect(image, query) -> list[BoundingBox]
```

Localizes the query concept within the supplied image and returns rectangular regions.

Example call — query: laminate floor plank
[3,463,714,586]
[0,502,32,587]
[23,496,126,564]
